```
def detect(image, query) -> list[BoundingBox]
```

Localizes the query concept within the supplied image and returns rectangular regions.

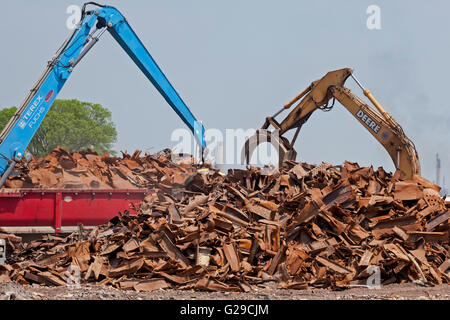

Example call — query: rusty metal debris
[4,147,200,190]
[0,149,449,291]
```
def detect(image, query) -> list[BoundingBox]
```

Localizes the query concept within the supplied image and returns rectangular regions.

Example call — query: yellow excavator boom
[243,68,420,179]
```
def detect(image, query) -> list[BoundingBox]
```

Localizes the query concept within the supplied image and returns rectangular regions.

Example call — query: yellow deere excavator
[242,68,421,180]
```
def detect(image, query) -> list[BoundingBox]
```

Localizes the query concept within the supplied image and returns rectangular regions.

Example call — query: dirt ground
[0,281,448,300]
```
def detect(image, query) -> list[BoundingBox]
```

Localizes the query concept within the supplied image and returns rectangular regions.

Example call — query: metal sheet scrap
[4,147,199,190]
[0,150,449,291]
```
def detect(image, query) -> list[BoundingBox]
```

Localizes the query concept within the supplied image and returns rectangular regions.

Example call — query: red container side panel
[0,189,147,231]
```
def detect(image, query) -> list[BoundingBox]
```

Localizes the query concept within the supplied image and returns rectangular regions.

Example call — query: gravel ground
[0,282,448,300]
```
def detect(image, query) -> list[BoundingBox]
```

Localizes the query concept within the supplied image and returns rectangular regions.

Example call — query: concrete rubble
[0,148,449,292]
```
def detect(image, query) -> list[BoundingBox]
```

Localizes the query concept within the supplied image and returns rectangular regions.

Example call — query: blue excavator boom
[0,2,206,186]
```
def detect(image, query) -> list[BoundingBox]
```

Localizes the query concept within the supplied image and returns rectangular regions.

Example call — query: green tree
[0,99,117,157]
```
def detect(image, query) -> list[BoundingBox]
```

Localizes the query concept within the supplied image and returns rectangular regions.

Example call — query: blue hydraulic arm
[0,2,206,186]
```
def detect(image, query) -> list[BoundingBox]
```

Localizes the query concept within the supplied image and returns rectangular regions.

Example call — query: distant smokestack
[436,153,441,186]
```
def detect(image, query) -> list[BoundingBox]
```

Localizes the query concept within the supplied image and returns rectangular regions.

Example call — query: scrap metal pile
[0,148,449,291]
[4,147,199,189]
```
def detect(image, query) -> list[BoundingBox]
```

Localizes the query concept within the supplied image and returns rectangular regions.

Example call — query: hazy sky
[0,1,449,188]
